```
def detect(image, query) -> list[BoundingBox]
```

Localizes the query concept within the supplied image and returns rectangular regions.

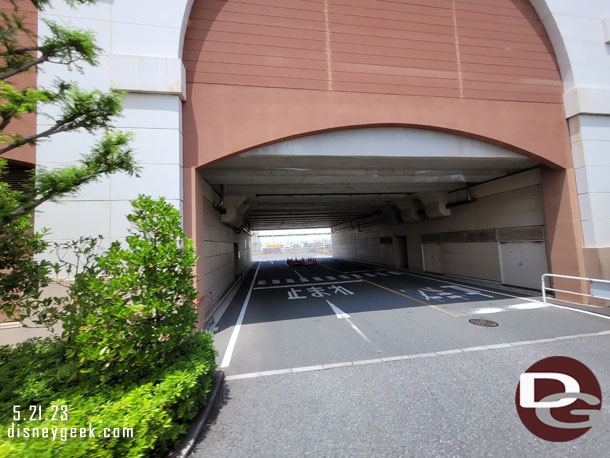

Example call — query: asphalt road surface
[191,258,610,458]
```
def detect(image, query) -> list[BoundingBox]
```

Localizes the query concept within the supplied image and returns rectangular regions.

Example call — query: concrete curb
[169,370,225,458]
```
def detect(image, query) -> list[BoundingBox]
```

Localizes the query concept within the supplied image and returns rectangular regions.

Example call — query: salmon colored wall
[0,0,37,165]
[183,0,569,168]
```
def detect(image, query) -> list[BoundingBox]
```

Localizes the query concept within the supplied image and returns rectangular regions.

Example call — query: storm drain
[469,318,499,327]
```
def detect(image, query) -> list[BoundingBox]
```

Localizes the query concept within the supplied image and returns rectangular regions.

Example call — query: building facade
[8,0,610,303]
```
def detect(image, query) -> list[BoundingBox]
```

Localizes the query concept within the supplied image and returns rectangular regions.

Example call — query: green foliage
[0,332,217,457]
[0,0,139,320]
[0,162,53,318]
[17,196,199,380]
[67,196,199,379]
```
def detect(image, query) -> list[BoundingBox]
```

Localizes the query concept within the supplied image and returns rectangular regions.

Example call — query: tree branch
[0,113,79,156]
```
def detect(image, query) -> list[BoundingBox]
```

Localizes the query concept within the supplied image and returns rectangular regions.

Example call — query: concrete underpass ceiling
[201,128,538,230]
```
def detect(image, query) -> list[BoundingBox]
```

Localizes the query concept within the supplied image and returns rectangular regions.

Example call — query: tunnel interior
[200,127,549,295]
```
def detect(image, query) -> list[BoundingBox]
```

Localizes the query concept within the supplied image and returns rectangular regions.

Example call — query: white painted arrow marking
[327,300,350,319]
[326,300,372,344]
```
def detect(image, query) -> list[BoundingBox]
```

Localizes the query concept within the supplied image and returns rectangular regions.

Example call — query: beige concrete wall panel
[442,242,501,281]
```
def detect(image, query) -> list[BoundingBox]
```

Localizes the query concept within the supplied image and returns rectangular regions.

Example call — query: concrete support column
[569,115,610,281]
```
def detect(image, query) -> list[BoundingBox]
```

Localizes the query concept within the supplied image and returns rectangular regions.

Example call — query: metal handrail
[541,273,610,303]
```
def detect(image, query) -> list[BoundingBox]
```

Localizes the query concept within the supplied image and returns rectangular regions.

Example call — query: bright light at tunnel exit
[251,228,332,261]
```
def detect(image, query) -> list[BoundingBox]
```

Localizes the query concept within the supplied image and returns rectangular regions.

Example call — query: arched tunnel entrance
[200,126,551,294]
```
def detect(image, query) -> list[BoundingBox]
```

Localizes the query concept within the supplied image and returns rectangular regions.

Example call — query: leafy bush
[65,195,198,379]
[19,195,199,380]
[0,163,53,319]
[0,332,217,457]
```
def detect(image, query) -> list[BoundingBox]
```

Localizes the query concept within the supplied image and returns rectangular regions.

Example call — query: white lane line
[353,358,383,365]
[313,276,323,281]
[327,300,350,318]
[257,280,266,286]
[339,274,350,279]
[465,303,551,316]
[377,272,389,276]
[326,300,372,343]
[402,271,610,321]
[364,273,377,277]
[272,279,280,285]
[351,274,363,278]
[300,278,309,282]
[509,302,549,310]
[254,280,362,290]
[225,329,610,381]
[294,269,307,280]
[326,275,337,280]
[286,278,295,284]
[388,271,402,275]
[220,262,261,368]
[469,307,505,315]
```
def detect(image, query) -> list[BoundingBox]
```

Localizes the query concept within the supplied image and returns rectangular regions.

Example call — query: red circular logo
[515,356,602,442]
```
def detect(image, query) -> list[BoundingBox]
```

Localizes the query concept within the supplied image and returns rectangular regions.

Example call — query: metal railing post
[541,274,547,304]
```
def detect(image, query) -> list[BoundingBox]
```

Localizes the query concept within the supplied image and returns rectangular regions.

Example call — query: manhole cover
[469,318,498,327]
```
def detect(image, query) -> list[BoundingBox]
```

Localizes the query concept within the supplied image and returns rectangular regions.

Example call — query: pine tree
[0,0,138,319]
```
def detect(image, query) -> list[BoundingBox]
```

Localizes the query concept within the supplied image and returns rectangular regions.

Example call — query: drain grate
[469,318,499,327]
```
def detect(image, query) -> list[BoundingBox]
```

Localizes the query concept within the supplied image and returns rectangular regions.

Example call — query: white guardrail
[541,273,610,304]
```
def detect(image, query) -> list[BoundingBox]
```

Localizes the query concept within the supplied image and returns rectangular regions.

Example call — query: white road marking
[224,329,610,381]
[326,300,372,343]
[254,279,362,290]
[313,276,323,281]
[364,273,377,277]
[469,307,505,315]
[353,358,383,365]
[388,271,402,275]
[286,278,295,284]
[351,274,363,278]
[300,278,309,282]
[339,274,350,279]
[294,269,307,280]
[326,275,337,280]
[257,280,266,286]
[509,302,549,310]
[327,300,350,318]
[377,272,389,276]
[272,279,280,285]
[402,271,610,321]
[220,262,261,368]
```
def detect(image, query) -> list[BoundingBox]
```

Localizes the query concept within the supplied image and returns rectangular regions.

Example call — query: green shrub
[23,195,199,380]
[0,332,217,457]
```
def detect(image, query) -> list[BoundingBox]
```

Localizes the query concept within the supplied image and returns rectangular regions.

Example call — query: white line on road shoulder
[220,262,261,368]
[224,329,610,381]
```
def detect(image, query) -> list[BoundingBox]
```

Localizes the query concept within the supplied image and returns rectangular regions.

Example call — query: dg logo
[515,356,602,442]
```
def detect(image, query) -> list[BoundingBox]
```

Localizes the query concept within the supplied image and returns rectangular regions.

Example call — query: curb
[170,370,225,458]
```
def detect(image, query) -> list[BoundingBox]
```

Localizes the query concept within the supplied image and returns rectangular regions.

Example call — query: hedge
[0,332,217,457]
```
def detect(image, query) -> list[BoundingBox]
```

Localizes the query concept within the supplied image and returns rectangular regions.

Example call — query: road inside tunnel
[213,258,610,377]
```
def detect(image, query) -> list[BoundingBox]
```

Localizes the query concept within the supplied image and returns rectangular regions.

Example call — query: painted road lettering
[287,284,355,300]
[416,285,494,302]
